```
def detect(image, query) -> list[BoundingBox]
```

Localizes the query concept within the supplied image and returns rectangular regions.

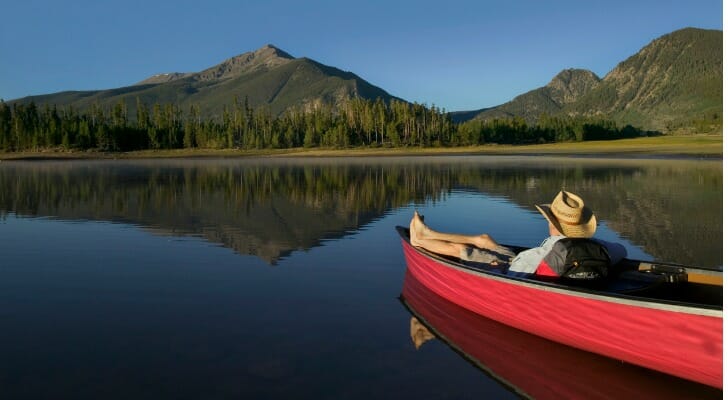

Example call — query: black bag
[538,238,611,280]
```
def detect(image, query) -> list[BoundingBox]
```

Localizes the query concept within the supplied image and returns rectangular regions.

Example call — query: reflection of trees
[441,158,722,267]
[0,160,453,263]
[0,158,721,267]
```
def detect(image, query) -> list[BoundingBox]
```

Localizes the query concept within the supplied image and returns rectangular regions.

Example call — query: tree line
[0,97,647,152]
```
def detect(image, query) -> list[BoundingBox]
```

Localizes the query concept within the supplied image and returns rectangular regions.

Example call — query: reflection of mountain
[0,157,721,266]
[0,159,454,263]
[401,269,721,399]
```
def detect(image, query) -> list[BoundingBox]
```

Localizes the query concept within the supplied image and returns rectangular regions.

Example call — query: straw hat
[535,191,597,238]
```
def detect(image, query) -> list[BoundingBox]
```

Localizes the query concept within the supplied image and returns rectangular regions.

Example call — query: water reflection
[401,269,721,399]
[0,156,721,266]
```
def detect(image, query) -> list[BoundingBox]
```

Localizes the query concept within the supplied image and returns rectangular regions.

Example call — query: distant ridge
[12,44,397,118]
[471,68,601,124]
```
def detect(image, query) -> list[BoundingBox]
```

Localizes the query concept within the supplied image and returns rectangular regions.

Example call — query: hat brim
[535,204,597,238]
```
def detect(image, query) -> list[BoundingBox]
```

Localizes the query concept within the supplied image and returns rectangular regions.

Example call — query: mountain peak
[546,68,601,104]
[195,44,295,81]
[471,67,602,123]
[255,44,295,60]
[133,45,295,86]
[255,43,294,59]
[547,69,600,87]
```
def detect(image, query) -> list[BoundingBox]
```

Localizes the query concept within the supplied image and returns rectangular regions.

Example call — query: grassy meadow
[0,135,722,161]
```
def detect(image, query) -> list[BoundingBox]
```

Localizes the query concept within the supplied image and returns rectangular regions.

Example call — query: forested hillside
[465,28,722,134]
[566,28,722,133]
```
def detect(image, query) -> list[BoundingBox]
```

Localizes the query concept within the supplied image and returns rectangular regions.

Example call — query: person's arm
[508,246,549,274]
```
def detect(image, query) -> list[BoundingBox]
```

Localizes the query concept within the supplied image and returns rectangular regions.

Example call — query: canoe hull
[400,237,723,388]
[401,269,722,399]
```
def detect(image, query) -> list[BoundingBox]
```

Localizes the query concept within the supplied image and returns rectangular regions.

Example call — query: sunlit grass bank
[0,135,721,160]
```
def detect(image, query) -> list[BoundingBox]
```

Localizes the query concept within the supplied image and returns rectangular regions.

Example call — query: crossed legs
[409,211,501,260]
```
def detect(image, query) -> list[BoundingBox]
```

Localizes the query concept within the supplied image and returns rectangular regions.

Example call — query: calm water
[0,156,722,399]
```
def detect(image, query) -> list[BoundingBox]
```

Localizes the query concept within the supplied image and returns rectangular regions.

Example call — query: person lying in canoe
[409,190,627,278]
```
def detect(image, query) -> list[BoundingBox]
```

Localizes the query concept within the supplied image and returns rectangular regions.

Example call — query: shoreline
[0,136,722,161]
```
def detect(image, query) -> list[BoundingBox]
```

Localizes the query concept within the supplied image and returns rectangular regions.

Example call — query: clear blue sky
[0,0,722,111]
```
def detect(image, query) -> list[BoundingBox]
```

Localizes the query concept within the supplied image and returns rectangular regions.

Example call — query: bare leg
[410,227,467,258]
[411,211,500,250]
[408,211,504,264]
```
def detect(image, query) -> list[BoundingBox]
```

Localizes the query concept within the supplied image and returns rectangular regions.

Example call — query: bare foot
[411,211,429,240]
[410,211,425,247]
[409,214,419,246]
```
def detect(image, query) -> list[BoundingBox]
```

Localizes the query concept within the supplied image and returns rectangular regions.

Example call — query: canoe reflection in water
[400,270,721,400]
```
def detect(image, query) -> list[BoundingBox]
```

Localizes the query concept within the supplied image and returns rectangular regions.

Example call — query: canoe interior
[396,226,722,309]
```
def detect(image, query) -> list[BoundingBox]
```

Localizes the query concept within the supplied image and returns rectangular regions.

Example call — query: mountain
[565,28,722,133]
[469,69,601,124]
[464,28,722,133]
[9,28,721,134]
[12,45,398,117]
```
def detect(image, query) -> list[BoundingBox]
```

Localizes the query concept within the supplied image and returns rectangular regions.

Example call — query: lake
[0,156,722,399]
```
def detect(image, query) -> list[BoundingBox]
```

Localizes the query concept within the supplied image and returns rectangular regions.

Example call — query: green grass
[0,136,722,160]
[499,135,723,156]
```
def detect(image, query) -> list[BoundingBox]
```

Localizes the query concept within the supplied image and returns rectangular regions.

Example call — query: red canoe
[397,227,723,388]
[401,268,722,399]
